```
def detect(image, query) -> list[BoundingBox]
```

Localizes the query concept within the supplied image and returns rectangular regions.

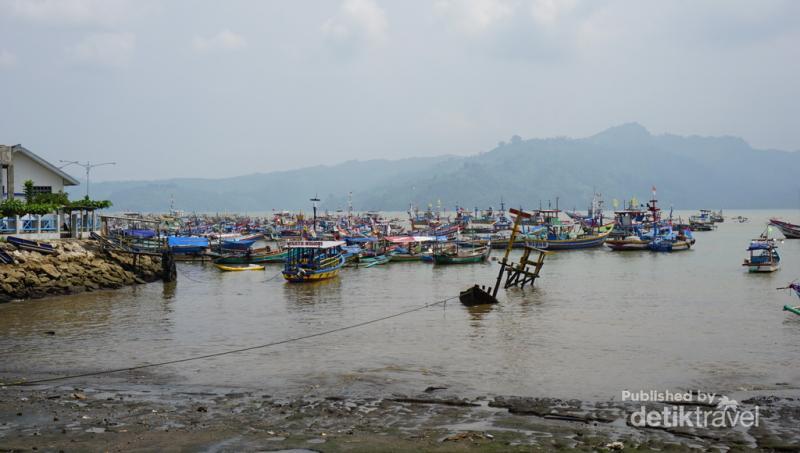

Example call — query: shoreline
[0,239,165,303]
[1,378,798,451]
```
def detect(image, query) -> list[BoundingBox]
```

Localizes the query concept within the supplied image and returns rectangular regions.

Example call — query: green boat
[390,253,424,262]
[432,245,490,264]
[214,248,287,264]
[356,254,391,267]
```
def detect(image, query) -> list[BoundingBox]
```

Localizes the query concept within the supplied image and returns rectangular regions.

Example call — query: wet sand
[2,379,799,451]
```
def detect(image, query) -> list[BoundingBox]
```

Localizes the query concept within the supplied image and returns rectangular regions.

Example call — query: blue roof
[168,236,209,247]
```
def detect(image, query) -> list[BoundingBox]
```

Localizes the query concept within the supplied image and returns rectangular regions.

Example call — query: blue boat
[167,236,209,255]
[221,238,257,251]
[648,225,694,252]
[7,236,57,255]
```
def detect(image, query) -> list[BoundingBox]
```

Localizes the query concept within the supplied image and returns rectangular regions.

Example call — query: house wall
[8,151,68,196]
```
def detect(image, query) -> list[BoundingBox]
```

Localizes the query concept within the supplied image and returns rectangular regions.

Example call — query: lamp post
[59,160,116,199]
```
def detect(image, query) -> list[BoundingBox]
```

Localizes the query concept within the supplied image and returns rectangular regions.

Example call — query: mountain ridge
[69,124,800,212]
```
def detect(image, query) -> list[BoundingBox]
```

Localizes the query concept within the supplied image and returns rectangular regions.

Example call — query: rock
[39,263,61,279]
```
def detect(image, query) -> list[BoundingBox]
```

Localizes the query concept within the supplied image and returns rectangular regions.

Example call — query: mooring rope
[2,295,459,387]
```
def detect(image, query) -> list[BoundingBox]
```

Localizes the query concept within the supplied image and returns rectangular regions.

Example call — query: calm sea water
[1,210,799,400]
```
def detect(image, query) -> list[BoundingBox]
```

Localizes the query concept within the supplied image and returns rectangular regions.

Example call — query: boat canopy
[345,237,377,243]
[747,241,774,251]
[287,240,345,249]
[122,229,156,239]
[386,235,445,243]
[168,236,209,247]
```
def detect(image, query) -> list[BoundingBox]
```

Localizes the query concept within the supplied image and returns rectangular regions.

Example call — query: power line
[3,295,459,387]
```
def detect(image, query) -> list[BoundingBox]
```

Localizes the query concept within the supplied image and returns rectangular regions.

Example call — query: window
[32,186,52,195]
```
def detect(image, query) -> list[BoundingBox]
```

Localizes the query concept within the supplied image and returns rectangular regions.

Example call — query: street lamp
[59,160,116,199]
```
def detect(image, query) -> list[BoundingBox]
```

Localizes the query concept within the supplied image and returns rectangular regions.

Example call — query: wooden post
[492,208,531,298]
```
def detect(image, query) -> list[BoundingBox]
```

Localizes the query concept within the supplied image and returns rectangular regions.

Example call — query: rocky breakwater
[0,240,164,302]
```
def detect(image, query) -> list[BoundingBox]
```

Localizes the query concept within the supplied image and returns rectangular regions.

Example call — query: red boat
[769,218,800,239]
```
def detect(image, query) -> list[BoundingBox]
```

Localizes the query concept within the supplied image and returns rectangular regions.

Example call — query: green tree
[23,180,35,204]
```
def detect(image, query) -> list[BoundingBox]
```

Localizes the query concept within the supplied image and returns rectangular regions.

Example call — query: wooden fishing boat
[769,218,800,239]
[605,235,651,251]
[459,285,498,306]
[530,228,613,250]
[389,253,424,262]
[0,248,15,264]
[359,254,390,267]
[282,240,345,283]
[214,247,287,264]
[433,245,490,264]
[647,224,695,252]
[689,210,716,231]
[221,238,257,251]
[214,263,265,272]
[781,283,800,316]
[6,236,57,255]
[743,237,780,272]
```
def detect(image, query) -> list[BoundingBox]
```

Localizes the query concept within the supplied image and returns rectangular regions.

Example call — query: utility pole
[59,160,116,199]
[310,194,320,232]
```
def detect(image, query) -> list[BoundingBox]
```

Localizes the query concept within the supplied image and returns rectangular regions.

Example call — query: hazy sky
[1,0,798,181]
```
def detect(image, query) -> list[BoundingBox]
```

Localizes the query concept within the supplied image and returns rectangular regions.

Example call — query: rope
[3,295,460,387]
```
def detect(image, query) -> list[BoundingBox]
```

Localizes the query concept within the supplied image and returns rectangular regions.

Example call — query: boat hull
[605,238,650,251]
[532,230,612,250]
[389,253,423,262]
[214,263,265,272]
[432,248,490,264]
[769,219,800,239]
[459,285,498,306]
[215,251,287,264]
[282,268,341,282]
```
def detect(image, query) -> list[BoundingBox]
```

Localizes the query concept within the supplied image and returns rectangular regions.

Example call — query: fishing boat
[769,218,800,239]
[743,236,780,273]
[459,285,498,306]
[689,210,716,231]
[711,210,724,223]
[432,244,491,264]
[6,236,57,255]
[167,236,209,255]
[0,248,14,264]
[358,254,391,267]
[605,206,649,251]
[214,247,287,264]
[221,238,257,251]
[648,225,695,252]
[282,240,346,282]
[779,283,800,316]
[214,263,265,272]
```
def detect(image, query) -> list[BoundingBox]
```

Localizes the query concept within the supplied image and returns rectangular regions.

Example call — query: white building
[1,144,80,199]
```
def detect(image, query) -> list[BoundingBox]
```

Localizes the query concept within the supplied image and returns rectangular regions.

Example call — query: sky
[0,0,798,182]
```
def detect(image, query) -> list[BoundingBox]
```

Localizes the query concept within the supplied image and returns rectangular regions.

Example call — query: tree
[23,180,35,204]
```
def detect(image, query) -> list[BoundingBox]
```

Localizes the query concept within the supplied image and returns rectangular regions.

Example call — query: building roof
[5,145,81,186]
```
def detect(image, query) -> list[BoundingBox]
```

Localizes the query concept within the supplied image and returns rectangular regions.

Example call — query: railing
[0,214,59,234]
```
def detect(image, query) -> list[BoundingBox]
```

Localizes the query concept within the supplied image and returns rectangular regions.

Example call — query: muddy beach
[3,378,799,451]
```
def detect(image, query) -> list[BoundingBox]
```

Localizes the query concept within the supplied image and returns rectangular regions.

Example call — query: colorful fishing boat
[743,235,780,273]
[282,240,346,283]
[214,247,287,264]
[689,210,716,231]
[780,283,800,316]
[0,248,15,264]
[769,218,800,239]
[358,254,391,267]
[6,236,57,255]
[648,225,694,252]
[214,263,265,272]
[432,244,491,264]
[221,238,257,251]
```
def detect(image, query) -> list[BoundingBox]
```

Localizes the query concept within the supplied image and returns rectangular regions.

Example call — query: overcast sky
[1,0,798,181]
